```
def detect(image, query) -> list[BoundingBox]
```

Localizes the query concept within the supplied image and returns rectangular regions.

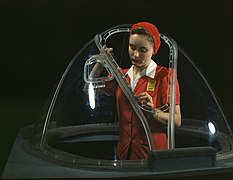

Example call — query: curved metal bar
[102,27,130,41]
[40,54,76,147]
[160,34,178,149]
[93,34,155,150]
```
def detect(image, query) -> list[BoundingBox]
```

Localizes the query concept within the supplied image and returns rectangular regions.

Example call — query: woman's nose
[133,50,139,57]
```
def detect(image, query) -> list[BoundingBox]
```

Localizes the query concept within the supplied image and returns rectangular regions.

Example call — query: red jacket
[104,65,180,160]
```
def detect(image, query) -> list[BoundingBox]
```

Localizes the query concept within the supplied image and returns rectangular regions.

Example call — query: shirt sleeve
[103,80,118,96]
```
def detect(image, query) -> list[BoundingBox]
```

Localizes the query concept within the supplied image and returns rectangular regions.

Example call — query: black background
[1,0,233,178]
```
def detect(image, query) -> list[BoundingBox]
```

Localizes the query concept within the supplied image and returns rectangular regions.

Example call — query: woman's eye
[130,46,136,51]
[140,48,147,53]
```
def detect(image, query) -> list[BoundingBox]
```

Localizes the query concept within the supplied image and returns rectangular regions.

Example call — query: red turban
[130,22,161,55]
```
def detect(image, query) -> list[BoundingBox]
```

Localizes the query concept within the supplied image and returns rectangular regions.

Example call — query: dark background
[1,0,233,178]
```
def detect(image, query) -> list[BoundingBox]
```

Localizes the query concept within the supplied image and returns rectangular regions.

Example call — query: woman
[94,22,181,160]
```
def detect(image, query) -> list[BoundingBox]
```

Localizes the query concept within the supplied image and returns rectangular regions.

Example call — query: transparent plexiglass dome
[29,24,233,172]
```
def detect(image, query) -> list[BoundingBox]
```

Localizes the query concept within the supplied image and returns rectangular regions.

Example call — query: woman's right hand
[102,45,114,56]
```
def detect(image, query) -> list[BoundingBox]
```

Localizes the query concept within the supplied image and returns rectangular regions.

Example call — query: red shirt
[104,65,180,160]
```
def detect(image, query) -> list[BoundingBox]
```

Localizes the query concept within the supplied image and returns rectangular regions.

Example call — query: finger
[137,93,148,100]
[146,102,154,108]
[138,93,152,102]
[137,96,147,105]
[138,96,147,104]
[137,92,147,97]
[107,48,113,54]
[141,102,154,110]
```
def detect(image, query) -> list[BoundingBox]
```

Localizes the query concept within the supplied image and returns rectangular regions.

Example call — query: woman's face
[128,34,154,69]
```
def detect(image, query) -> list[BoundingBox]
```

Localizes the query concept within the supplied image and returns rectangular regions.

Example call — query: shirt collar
[126,60,157,80]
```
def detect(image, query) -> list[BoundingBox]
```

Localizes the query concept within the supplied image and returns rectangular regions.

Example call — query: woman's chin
[132,62,140,66]
[134,63,143,68]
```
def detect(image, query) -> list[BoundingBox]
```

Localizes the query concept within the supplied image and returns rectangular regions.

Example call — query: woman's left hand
[137,92,154,109]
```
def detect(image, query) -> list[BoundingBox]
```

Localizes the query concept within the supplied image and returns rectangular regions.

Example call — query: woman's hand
[102,45,114,56]
[137,92,154,110]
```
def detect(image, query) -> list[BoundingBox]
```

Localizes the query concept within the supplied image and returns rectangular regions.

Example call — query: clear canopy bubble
[29,24,233,173]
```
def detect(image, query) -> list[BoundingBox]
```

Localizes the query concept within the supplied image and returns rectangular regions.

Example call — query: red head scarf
[130,22,161,55]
